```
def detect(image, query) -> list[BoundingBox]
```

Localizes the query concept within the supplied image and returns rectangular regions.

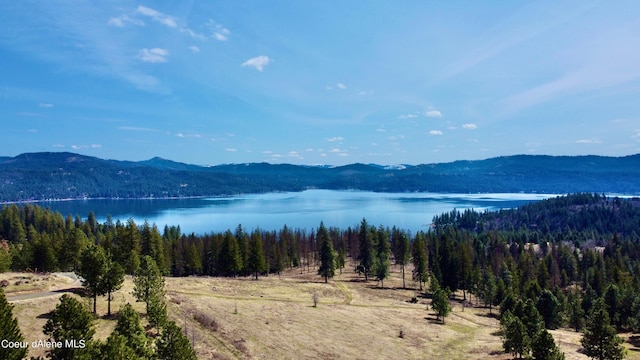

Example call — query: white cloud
[176,133,184,138]
[425,110,443,118]
[180,28,205,40]
[108,15,144,27]
[39,103,53,108]
[241,55,271,72]
[462,123,478,130]
[91,144,102,149]
[225,148,237,152]
[188,46,200,53]
[326,136,344,142]
[576,138,602,144]
[27,129,37,133]
[336,83,346,89]
[398,113,419,119]
[429,130,444,135]
[138,48,169,63]
[118,126,160,132]
[136,6,177,28]
[207,20,231,41]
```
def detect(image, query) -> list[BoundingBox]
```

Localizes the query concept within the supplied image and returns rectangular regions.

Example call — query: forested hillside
[1,152,639,202]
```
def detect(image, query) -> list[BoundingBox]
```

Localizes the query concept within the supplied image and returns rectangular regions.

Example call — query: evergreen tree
[357,218,376,281]
[531,329,565,360]
[133,255,165,315]
[77,244,108,314]
[113,303,153,359]
[431,288,452,324]
[501,310,530,359]
[536,289,562,330]
[393,229,410,289]
[147,295,168,334]
[317,222,336,283]
[412,234,428,291]
[374,225,391,288]
[156,321,197,360]
[43,294,95,360]
[247,230,267,280]
[0,288,27,360]
[219,230,242,277]
[101,254,125,317]
[581,299,626,360]
[96,333,143,360]
[0,240,12,272]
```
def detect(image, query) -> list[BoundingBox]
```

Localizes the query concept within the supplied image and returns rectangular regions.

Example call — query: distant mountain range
[1,152,639,202]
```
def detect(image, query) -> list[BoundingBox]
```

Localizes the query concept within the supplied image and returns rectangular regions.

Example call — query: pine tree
[77,243,108,314]
[531,329,565,360]
[156,321,197,360]
[147,295,168,334]
[101,254,125,317]
[0,288,27,360]
[317,222,336,283]
[431,288,452,324]
[113,303,153,359]
[581,299,626,360]
[374,225,391,288]
[133,255,165,315]
[536,289,562,330]
[412,234,428,291]
[97,333,142,360]
[357,218,376,281]
[393,229,410,289]
[247,231,267,280]
[501,310,530,359]
[43,294,95,360]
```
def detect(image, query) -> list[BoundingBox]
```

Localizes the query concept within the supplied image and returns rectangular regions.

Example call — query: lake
[40,190,555,235]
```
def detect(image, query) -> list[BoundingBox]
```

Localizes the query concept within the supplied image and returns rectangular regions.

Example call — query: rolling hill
[1,152,639,202]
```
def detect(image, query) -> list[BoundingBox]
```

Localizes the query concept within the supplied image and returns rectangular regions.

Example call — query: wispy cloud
[136,6,177,28]
[225,148,237,152]
[108,15,144,28]
[462,123,478,130]
[207,20,231,41]
[425,110,442,118]
[117,126,160,132]
[576,138,602,144]
[398,112,419,119]
[188,46,200,54]
[336,83,346,89]
[326,136,344,142]
[241,56,271,72]
[138,48,169,63]
[39,103,54,108]
[429,130,443,135]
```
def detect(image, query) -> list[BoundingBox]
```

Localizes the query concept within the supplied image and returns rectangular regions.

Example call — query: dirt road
[6,272,82,302]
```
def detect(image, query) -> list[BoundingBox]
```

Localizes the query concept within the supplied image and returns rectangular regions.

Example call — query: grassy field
[5,265,639,359]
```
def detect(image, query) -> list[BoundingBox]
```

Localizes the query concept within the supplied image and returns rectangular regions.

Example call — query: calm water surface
[41,190,554,234]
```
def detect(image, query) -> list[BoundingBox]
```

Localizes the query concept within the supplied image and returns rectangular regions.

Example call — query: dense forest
[1,152,640,202]
[2,193,640,358]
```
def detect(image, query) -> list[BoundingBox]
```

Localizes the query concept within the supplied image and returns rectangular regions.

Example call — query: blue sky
[1,1,639,166]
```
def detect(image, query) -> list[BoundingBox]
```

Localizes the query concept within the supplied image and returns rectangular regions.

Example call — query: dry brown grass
[7,265,640,359]
[0,272,73,296]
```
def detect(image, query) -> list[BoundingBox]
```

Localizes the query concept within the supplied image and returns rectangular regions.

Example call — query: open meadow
[4,264,639,359]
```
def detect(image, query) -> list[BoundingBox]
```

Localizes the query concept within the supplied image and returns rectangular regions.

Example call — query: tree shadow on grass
[628,335,640,352]
[36,310,54,319]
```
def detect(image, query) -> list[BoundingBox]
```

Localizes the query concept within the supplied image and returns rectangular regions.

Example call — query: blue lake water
[40,190,555,235]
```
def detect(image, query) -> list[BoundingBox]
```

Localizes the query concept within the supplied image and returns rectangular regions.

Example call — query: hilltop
[1,152,639,202]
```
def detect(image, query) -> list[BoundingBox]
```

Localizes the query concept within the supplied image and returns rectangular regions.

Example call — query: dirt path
[6,272,82,302]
